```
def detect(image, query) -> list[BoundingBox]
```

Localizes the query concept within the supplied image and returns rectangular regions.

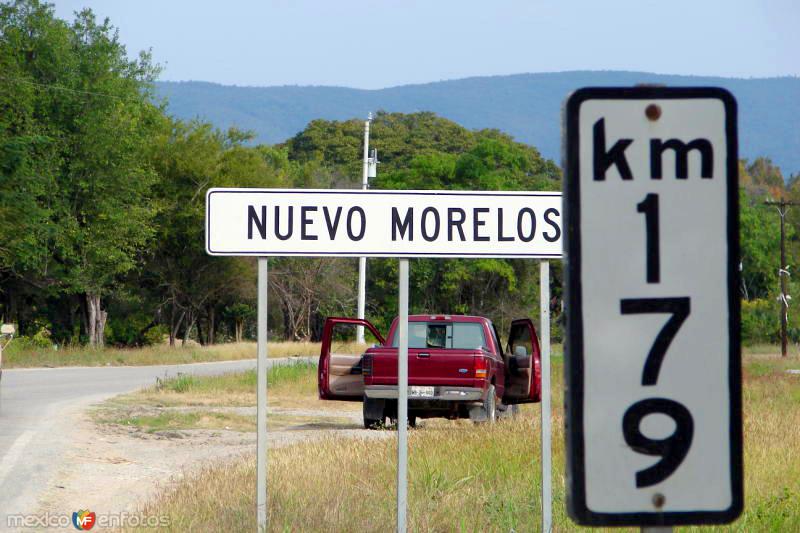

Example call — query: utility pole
[764,199,799,357]
[357,113,377,344]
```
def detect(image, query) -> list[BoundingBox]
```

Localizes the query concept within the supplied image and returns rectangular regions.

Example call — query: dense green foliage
[0,0,162,346]
[282,112,561,335]
[0,1,795,349]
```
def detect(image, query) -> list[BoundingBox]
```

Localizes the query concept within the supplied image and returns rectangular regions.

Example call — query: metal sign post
[256,258,268,530]
[540,260,552,533]
[396,259,409,532]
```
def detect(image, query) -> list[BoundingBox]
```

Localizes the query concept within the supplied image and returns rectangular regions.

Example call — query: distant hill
[155,71,800,176]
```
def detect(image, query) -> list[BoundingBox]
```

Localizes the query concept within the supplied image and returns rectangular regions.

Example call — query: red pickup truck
[318,314,541,428]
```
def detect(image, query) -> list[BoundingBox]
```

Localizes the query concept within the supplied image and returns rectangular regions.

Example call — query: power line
[0,74,141,101]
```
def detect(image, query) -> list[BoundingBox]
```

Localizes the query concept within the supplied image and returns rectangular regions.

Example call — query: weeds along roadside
[3,341,330,368]
[92,360,362,433]
[121,354,800,532]
[5,340,556,369]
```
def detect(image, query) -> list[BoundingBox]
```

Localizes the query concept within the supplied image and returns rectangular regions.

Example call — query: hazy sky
[52,0,799,89]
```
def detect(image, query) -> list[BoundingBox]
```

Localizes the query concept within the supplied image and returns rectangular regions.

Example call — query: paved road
[0,358,300,528]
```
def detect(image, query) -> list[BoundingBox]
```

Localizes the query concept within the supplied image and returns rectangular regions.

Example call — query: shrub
[741,298,781,345]
[143,324,169,346]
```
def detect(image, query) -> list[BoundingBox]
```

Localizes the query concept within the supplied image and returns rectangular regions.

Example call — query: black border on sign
[205,189,563,258]
[563,87,743,526]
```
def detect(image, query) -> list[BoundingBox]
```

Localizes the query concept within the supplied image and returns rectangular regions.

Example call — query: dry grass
[3,341,334,368]
[100,409,354,434]
[109,410,258,433]
[125,352,800,532]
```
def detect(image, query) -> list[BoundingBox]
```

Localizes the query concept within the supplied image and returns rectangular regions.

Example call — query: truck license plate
[409,386,434,398]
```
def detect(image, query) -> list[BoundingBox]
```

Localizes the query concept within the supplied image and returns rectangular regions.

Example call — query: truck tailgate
[365,347,485,388]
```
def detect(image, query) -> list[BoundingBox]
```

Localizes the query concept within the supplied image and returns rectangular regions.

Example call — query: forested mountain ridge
[156,72,800,177]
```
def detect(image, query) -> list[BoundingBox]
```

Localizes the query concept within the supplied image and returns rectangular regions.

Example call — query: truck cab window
[392,322,486,350]
[452,323,486,350]
[426,324,448,348]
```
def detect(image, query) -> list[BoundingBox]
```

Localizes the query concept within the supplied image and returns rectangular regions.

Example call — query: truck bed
[363,347,489,389]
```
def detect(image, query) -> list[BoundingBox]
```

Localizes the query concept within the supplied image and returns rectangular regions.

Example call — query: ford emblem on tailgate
[458,368,468,374]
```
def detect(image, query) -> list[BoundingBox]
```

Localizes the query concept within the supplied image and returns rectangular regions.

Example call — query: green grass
[124,353,800,532]
[2,341,324,368]
[158,360,317,394]
[97,360,317,407]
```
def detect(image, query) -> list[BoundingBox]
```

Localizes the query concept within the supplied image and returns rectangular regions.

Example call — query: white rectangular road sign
[206,189,562,258]
[564,87,742,526]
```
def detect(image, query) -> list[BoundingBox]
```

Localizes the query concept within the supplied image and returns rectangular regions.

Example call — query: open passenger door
[502,318,542,404]
[318,317,385,401]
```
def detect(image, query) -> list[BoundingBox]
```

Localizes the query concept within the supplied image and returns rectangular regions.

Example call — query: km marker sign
[207,189,562,258]
[564,87,742,527]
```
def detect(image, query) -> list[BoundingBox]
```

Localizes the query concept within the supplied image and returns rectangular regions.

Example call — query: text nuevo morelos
[246,205,561,243]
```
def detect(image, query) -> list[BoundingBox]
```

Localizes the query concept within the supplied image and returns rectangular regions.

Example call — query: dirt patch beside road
[32,361,390,527]
[35,405,381,526]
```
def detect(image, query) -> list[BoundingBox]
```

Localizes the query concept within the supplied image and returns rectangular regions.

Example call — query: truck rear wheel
[364,415,383,429]
[388,415,416,429]
[471,384,498,423]
[363,396,385,429]
[484,384,497,423]
[498,402,519,420]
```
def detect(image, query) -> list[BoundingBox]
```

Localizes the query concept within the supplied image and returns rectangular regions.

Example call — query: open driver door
[318,317,385,401]
[502,318,542,404]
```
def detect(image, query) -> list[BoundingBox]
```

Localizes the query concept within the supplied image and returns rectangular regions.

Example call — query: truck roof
[405,314,487,322]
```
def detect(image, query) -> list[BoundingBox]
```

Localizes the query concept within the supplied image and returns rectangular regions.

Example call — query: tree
[147,120,288,346]
[739,188,782,300]
[0,1,162,346]
[224,302,254,343]
[284,112,477,179]
[282,112,563,338]
[269,257,356,341]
